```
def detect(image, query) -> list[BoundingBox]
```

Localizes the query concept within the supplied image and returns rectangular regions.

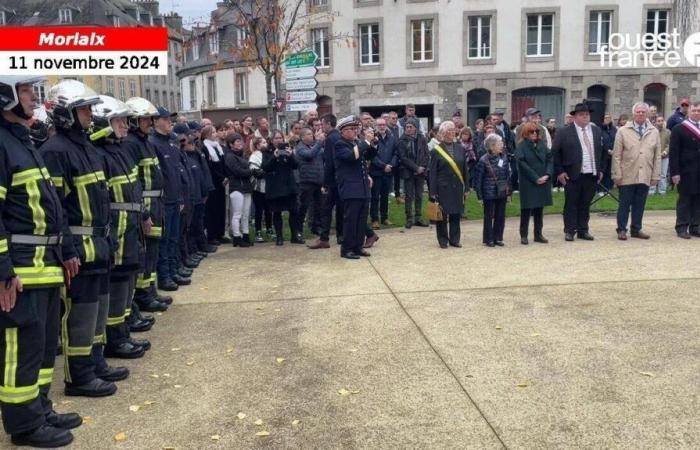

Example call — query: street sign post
[285,49,319,113]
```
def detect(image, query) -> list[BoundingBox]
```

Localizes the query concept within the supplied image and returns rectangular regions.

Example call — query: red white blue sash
[681,119,700,140]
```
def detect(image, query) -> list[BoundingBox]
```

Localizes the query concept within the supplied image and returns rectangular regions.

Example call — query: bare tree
[675,0,700,39]
[223,0,333,124]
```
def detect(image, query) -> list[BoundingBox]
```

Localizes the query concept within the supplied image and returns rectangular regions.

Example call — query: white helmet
[125,97,158,130]
[90,95,130,141]
[46,79,102,129]
[0,76,47,119]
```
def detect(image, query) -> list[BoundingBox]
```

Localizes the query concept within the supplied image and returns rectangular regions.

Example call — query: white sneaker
[598,192,605,197]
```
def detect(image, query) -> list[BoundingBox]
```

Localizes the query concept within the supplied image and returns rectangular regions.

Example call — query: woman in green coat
[515,122,553,244]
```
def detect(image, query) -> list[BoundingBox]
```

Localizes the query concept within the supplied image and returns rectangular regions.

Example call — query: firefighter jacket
[41,128,111,275]
[95,138,144,274]
[123,130,164,239]
[0,115,65,288]
[149,130,185,206]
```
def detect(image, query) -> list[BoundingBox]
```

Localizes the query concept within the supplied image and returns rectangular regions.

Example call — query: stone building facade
[308,0,700,127]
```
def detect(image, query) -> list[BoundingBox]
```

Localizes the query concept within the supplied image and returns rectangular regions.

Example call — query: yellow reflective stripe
[76,185,91,226]
[0,185,6,200]
[106,314,126,326]
[147,226,162,238]
[33,246,46,270]
[113,184,127,266]
[61,291,71,383]
[0,383,39,404]
[65,346,92,356]
[143,162,152,191]
[11,168,44,186]
[138,157,158,167]
[93,334,106,345]
[135,275,151,289]
[124,308,131,316]
[73,171,105,186]
[0,239,7,253]
[108,174,130,187]
[14,266,64,286]
[83,236,95,263]
[51,176,64,188]
[4,328,18,388]
[38,368,53,386]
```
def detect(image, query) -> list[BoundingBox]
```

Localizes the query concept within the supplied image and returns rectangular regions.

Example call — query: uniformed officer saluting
[42,80,130,398]
[334,116,377,259]
[0,76,81,447]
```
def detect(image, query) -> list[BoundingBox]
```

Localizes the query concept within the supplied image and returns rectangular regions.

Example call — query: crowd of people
[1,73,699,447]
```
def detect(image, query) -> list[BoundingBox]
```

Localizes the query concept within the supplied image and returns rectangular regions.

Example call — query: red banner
[0,27,168,51]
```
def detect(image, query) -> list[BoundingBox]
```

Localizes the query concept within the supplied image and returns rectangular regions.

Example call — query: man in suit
[669,100,700,238]
[334,116,376,259]
[552,103,605,241]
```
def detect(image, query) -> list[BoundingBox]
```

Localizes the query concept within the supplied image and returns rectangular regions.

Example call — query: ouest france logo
[599,29,700,68]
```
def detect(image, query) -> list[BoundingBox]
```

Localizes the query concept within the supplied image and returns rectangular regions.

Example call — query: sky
[168,0,220,28]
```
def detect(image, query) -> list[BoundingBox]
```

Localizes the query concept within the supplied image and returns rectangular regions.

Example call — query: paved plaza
[6,211,698,450]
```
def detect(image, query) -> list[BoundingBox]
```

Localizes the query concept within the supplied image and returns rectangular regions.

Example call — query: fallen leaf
[129,405,140,412]
[226,348,234,353]
[255,306,264,310]
[174,384,184,388]
[348,348,358,353]
[149,374,159,378]
[530,333,541,337]
[163,447,175,450]
[171,347,181,352]
[495,326,503,330]
[163,373,171,378]
[640,371,655,377]
[349,389,360,394]
[236,412,247,420]
[82,416,93,424]
[255,431,270,437]
[114,432,127,442]
[60,400,73,405]
[210,435,221,441]
[337,388,351,396]
[292,419,300,425]
[276,357,285,364]
[257,312,265,316]
[274,308,281,312]
[515,382,529,388]
[466,374,474,378]
[254,419,263,425]
[200,287,209,291]
[156,312,163,316]
[186,361,195,366]
[143,400,156,406]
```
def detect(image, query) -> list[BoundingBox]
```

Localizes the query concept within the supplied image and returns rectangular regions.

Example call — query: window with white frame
[106,78,115,96]
[235,73,248,104]
[311,28,330,68]
[33,83,46,105]
[209,31,219,55]
[468,15,492,59]
[526,13,553,57]
[129,79,136,98]
[310,0,327,6]
[207,76,216,106]
[588,11,612,54]
[113,15,120,27]
[646,9,669,50]
[189,79,196,109]
[59,8,72,24]
[236,28,249,48]
[411,19,434,62]
[1,11,7,25]
[118,79,126,101]
[359,23,380,65]
[191,39,199,60]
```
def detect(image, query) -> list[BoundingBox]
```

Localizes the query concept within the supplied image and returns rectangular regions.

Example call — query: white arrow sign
[286,90,317,102]
[285,66,317,80]
[286,78,318,91]
[286,102,318,112]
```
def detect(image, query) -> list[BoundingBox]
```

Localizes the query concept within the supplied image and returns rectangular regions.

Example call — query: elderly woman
[474,134,511,247]
[515,122,553,244]
[428,121,469,248]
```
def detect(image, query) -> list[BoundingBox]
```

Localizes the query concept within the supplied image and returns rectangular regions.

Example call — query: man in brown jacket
[612,102,662,240]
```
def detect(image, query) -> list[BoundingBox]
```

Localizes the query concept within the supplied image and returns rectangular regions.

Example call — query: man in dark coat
[669,100,700,238]
[398,118,430,228]
[666,98,689,130]
[369,117,398,228]
[552,103,605,241]
[334,116,376,259]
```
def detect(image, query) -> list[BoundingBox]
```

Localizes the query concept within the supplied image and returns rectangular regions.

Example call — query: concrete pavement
[5,211,698,449]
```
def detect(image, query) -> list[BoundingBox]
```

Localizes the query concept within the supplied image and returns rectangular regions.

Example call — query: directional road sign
[286,90,317,102]
[286,78,318,91]
[286,102,318,112]
[285,50,318,68]
[285,66,317,80]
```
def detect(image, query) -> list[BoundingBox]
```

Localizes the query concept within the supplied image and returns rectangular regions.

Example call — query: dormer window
[59,8,72,24]
[209,32,219,55]
[0,11,6,26]
[112,15,120,27]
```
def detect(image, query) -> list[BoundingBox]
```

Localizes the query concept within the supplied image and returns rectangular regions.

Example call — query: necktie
[582,126,595,173]
[638,126,644,138]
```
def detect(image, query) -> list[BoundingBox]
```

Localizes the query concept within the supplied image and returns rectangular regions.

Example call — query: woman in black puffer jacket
[473,133,511,247]
[224,133,260,247]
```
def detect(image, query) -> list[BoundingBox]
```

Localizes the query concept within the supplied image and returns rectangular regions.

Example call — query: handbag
[426,200,443,222]
[485,157,510,198]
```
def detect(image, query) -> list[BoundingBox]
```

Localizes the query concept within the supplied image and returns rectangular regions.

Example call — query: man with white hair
[611,102,662,240]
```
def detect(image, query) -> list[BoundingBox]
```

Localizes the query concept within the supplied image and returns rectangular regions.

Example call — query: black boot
[155,293,173,305]
[243,234,253,246]
[138,297,168,313]
[11,424,73,448]
[238,236,251,247]
[158,278,179,291]
[172,274,191,286]
[64,378,117,397]
[96,365,130,382]
[232,236,241,247]
[45,410,82,429]
[276,236,284,246]
[104,342,145,359]
[129,337,151,351]
[290,233,305,244]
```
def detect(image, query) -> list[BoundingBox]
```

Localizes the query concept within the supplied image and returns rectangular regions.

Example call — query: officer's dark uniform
[150,129,185,287]
[123,128,165,307]
[94,137,145,356]
[334,124,376,257]
[177,143,195,268]
[184,143,214,255]
[41,127,112,389]
[0,114,65,436]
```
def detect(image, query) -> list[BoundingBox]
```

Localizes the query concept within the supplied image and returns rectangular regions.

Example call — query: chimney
[131,0,160,17]
[164,12,182,32]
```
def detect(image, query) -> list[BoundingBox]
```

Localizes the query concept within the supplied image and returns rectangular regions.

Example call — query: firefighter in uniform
[41,80,129,397]
[0,76,81,447]
[90,96,151,361]
[123,97,171,313]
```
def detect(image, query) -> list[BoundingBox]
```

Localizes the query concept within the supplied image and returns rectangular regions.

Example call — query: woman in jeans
[224,133,259,247]
[249,137,273,242]
[515,122,552,245]
[262,130,305,246]
[473,134,511,247]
